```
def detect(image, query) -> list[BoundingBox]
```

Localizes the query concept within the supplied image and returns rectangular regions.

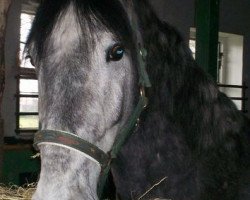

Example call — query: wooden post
[0,0,12,181]
[195,0,220,81]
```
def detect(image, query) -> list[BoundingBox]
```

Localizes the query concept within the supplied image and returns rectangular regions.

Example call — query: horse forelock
[26,0,133,62]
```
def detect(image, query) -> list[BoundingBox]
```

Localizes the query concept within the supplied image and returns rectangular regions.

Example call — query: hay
[0,183,36,200]
[0,182,171,200]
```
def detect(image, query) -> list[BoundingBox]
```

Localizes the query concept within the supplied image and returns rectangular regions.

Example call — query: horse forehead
[49,4,115,61]
[50,4,81,51]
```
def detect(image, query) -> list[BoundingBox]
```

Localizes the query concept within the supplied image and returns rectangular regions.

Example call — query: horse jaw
[32,146,100,200]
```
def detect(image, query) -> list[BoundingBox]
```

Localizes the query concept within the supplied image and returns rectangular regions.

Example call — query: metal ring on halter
[140,86,148,108]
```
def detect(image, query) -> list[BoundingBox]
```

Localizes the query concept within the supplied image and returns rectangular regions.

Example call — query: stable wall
[220,0,250,116]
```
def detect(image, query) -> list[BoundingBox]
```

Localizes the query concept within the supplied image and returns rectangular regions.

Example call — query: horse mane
[135,0,249,155]
[111,0,250,199]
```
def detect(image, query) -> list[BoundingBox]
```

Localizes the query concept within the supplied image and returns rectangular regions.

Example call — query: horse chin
[32,145,101,200]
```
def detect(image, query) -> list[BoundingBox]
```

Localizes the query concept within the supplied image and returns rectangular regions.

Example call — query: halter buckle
[140,86,148,108]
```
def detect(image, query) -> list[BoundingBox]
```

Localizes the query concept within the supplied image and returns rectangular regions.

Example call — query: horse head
[27,0,145,199]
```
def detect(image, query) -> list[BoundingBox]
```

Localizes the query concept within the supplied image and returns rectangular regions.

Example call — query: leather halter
[34,130,109,166]
[33,0,151,198]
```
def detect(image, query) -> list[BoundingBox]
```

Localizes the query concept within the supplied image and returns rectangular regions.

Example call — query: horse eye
[107,44,125,61]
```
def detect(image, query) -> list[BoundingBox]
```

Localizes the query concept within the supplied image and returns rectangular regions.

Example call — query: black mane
[112,0,250,199]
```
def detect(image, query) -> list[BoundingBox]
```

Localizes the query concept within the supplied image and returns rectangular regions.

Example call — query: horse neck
[33,145,101,200]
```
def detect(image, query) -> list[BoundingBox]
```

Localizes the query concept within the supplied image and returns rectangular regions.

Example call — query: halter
[33,0,151,198]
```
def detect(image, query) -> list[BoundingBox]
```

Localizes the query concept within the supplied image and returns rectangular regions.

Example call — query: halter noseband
[33,0,151,198]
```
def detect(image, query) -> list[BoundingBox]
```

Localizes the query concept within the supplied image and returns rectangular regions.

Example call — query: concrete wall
[3,0,250,137]
[219,33,244,110]
[220,0,250,115]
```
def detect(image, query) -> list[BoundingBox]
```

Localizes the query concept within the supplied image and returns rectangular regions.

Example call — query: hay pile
[0,183,36,200]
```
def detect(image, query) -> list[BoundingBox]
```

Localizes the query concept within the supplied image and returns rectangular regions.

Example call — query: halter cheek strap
[33,89,148,168]
[33,59,149,197]
[33,92,149,198]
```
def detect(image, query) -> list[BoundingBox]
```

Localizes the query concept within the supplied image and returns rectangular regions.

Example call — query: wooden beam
[195,0,220,81]
[0,0,12,182]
